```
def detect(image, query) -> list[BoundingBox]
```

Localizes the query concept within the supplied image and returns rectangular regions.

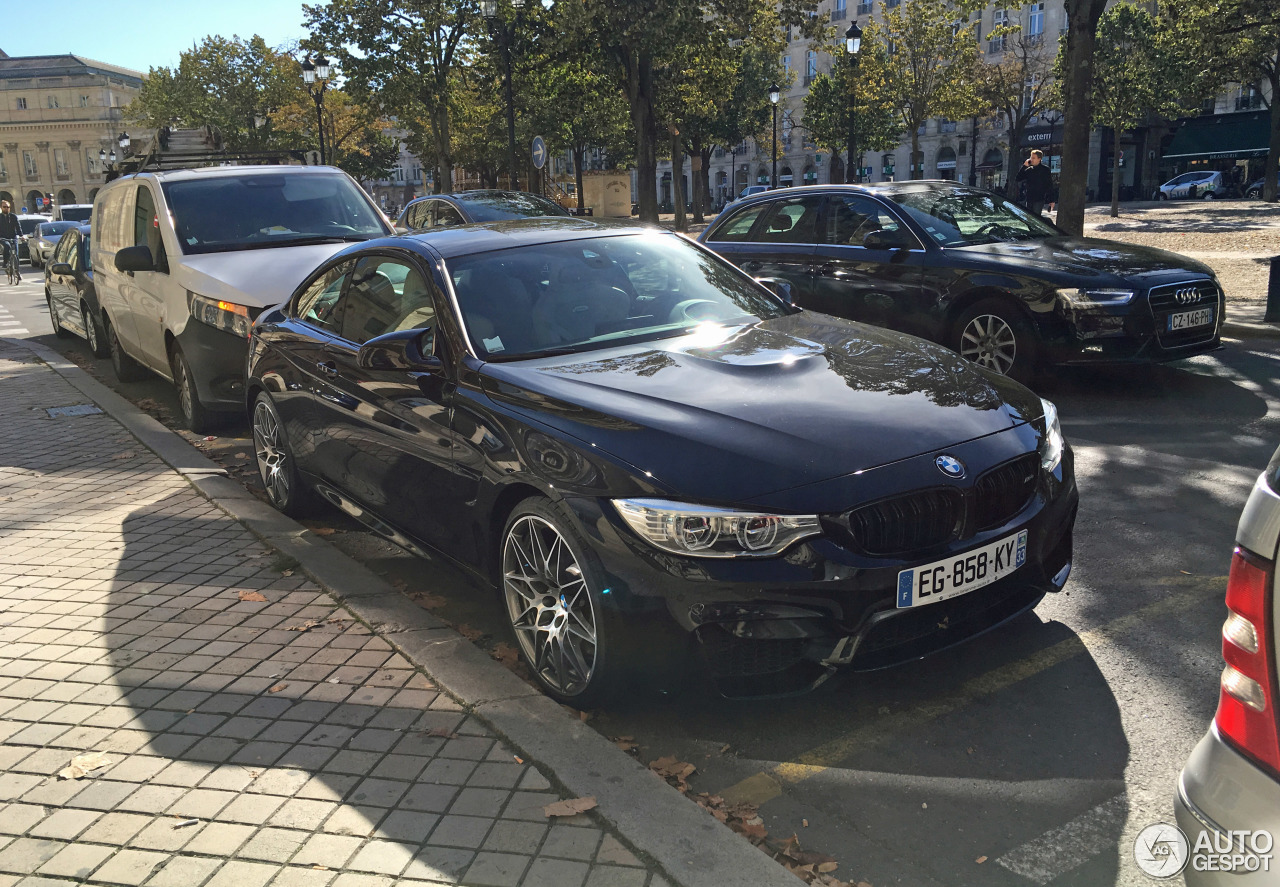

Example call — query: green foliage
[802,42,903,163]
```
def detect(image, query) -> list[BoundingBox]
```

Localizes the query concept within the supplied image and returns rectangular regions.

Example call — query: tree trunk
[1109,126,1122,218]
[623,53,660,222]
[1265,58,1279,203]
[1057,0,1109,235]
[573,144,586,214]
[689,150,704,223]
[700,147,713,214]
[1006,114,1026,200]
[910,127,920,181]
[671,129,687,232]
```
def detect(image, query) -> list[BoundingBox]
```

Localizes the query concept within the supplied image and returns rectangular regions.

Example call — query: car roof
[349,218,667,261]
[409,189,553,205]
[107,164,348,185]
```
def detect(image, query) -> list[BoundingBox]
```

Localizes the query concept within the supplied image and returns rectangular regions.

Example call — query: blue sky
[9,0,312,73]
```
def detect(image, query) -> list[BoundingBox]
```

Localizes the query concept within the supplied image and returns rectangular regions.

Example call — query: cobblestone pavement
[0,340,668,887]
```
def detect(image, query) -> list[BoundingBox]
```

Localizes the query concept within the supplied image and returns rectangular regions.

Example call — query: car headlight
[1039,397,1063,473]
[189,292,252,338]
[1056,287,1135,307]
[612,498,821,558]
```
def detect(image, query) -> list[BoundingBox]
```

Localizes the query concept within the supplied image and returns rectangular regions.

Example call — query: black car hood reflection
[480,313,1038,503]
[952,235,1215,282]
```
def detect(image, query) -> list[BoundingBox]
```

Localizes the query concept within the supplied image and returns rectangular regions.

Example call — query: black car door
[308,253,458,550]
[807,194,928,335]
[706,195,824,301]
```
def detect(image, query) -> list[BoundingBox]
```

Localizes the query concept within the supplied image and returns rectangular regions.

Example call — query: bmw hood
[480,313,1041,502]
[175,244,351,310]
[953,236,1215,286]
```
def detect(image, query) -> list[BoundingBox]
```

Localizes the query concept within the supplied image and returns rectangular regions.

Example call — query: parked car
[1245,174,1277,199]
[739,185,770,200]
[15,214,49,261]
[1155,171,1227,200]
[396,190,569,231]
[1175,445,1280,884]
[44,224,109,358]
[247,218,1078,705]
[92,165,393,432]
[53,203,94,223]
[698,182,1224,382]
[28,220,79,269]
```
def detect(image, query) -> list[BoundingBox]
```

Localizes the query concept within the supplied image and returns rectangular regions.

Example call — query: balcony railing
[856,1,872,13]
[886,0,900,7]
[1236,95,1264,111]
[1026,32,1044,46]
[939,121,957,133]
[803,74,815,86]
[831,7,847,20]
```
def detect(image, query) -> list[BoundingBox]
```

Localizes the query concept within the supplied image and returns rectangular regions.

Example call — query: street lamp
[844,21,862,184]
[482,0,526,190]
[769,82,781,190]
[301,55,331,165]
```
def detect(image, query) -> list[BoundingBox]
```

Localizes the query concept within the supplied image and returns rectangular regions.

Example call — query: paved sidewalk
[0,339,785,887]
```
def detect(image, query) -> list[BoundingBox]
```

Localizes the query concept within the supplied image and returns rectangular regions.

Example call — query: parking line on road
[995,793,1127,884]
[717,576,1226,806]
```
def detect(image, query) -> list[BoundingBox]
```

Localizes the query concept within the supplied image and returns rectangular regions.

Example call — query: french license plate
[896,529,1028,608]
[1167,307,1213,332]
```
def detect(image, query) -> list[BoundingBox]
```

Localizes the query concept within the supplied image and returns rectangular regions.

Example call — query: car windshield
[454,193,570,221]
[162,173,390,255]
[39,222,77,236]
[889,189,1059,246]
[447,233,793,361]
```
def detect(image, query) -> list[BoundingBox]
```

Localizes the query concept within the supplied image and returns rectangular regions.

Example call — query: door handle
[316,360,338,376]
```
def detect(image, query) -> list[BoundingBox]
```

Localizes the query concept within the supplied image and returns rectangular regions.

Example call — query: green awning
[1165,111,1271,161]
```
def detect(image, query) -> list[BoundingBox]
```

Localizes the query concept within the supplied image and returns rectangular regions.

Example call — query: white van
[53,204,94,223]
[92,166,393,431]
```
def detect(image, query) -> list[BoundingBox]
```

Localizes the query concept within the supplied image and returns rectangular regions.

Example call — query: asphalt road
[4,263,1276,886]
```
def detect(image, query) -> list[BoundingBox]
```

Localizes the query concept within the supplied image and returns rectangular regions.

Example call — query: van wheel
[952,298,1038,385]
[82,302,109,358]
[171,342,216,433]
[106,319,147,382]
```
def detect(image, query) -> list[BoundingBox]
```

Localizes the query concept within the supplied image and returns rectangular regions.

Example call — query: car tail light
[1214,546,1280,774]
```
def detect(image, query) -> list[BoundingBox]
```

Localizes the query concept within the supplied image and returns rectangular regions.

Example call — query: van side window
[134,186,167,271]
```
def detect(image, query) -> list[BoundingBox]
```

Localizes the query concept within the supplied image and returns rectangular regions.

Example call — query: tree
[868,1,986,181]
[304,0,475,192]
[1056,0,1110,234]
[802,40,902,180]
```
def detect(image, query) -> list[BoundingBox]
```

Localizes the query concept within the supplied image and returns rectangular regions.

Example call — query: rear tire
[1202,191,1216,200]
[252,392,314,517]
[952,298,1038,385]
[170,342,216,434]
[106,318,147,383]
[82,302,109,358]
[47,292,70,338]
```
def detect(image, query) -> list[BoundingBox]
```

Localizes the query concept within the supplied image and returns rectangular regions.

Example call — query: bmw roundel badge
[936,454,965,478]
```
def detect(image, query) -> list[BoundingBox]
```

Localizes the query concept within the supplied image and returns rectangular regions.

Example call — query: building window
[15,97,27,110]
[0,152,7,180]
[23,152,38,179]
[856,1,872,14]
[80,95,90,107]
[1028,3,1045,37]
[805,50,817,85]
[54,149,68,177]
[832,0,847,20]
[989,9,1008,53]
[782,55,791,78]
[47,95,60,109]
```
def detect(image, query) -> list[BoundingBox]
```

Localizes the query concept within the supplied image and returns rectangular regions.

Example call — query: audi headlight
[189,292,252,338]
[1056,287,1135,307]
[1039,397,1063,473]
[612,498,821,558]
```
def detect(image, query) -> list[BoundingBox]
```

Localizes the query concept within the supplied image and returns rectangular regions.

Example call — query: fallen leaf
[310,527,337,536]
[110,451,136,460]
[579,710,591,722]
[543,796,597,817]
[491,643,520,668]
[921,802,927,809]
[285,620,321,632]
[203,435,217,441]
[326,677,340,684]
[735,822,768,842]
[268,683,288,693]
[803,819,809,827]
[237,590,267,603]
[411,591,448,609]
[389,578,408,592]
[514,756,524,764]
[234,452,248,460]
[975,856,987,864]
[456,624,484,642]
[613,737,638,753]
[818,862,839,874]
[281,569,294,577]
[720,743,731,753]
[58,751,111,780]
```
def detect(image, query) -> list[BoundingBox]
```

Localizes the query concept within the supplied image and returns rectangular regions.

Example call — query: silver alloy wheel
[82,304,99,352]
[959,313,1017,375]
[502,515,598,696]
[253,400,291,507]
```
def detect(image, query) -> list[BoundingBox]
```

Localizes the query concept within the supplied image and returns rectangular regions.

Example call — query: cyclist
[0,200,20,283]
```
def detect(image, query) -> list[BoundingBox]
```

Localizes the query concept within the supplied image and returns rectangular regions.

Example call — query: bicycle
[1,240,18,286]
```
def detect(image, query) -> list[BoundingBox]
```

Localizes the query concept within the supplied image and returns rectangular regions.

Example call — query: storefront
[936,147,957,180]
[1161,110,1270,189]
[975,148,1004,190]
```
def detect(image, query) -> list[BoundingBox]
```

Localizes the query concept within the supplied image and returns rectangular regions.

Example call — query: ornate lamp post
[301,55,331,165]
[844,21,862,183]
[99,132,130,181]
[769,83,781,190]
[481,0,526,190]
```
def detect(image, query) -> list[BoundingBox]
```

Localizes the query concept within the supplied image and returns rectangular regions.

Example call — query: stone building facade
[0,52,144,213]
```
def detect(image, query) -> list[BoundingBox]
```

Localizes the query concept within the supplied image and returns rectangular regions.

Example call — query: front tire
[82,302,109,358]
[106,318,147,383]
[500,498,627,707]
[170,342,216,434]
[1202,191,1216,200]
[47,292,70,338]
[952,298,1038,385]
[252,392,312,517]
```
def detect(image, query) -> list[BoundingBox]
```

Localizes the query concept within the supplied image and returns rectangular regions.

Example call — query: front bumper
[564,447,1078,695]
[174,321,250,411]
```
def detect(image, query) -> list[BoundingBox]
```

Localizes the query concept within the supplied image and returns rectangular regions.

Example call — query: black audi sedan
[699,182,1223,382]
[247,218,1078,704]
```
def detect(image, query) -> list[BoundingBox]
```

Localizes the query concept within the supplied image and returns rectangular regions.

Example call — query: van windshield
[162,173,390,255]
[58,206,92,222]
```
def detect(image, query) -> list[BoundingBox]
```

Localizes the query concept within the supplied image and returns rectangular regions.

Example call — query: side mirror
[755,277,794,304]
[357,327,442,372]
[394,225,409,235]
[49,262,74,276]
[863,229,912,251]
[114,245,155,273]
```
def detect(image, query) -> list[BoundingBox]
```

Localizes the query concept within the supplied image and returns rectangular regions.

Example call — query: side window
[64,235,80,270]
[133,185,166,269]
[52,234,72,266]
[406,201,430,230]
[340,256,437,345]
[756,196,824,244]
[825,196,903,247]
[295,260,354,337]
[434,202,465,228]
[708,204,769,242]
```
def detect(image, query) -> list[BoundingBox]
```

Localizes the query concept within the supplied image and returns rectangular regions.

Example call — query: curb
[1223,319,1280,340]
[7,338,800,887]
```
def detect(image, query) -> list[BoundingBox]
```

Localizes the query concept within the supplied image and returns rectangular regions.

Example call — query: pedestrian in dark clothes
[1016,149,1053,217]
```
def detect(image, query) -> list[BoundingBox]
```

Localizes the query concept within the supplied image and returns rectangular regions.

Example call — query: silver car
[29,221,79,269]
[1175,446,1280,884]
[1155,170,1226,200]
